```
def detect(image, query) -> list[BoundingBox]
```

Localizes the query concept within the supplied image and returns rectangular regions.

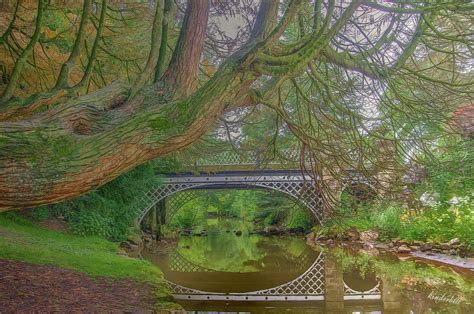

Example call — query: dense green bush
[324,139,473,246]
[33,162,162,241]
[320,199,473,246]
[282,207,313,231]
[417,140,473,202]
[371,205,403,239]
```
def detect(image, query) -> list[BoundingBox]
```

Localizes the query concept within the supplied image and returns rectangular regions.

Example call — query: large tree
[0,0,472,210]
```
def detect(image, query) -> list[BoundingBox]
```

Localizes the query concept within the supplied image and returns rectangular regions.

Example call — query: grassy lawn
[0,212,176,307]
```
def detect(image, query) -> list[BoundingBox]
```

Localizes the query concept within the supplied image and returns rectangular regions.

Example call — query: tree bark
[161,0,210,98]
[154,0,173,82]
[131,0,164,96]
[55,0,92,89]
[0,53,253,210]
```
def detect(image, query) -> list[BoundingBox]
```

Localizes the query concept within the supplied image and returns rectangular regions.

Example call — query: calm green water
[141,220,474,313]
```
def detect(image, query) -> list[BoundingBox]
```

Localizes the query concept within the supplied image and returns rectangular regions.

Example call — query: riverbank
[307,198,473,259]
[0,213,181,312]
[306,228,474,272]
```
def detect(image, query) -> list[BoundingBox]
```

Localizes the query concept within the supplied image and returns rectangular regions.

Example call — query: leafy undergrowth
[0,213,178,310]
[315,201,473,248]
[41,162,162,242]
[318,139,473,248]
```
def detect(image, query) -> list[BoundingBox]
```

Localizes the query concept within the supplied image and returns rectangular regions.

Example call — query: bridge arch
[165,185,318,224]
[166,190,201,222]
[133,172,324,225]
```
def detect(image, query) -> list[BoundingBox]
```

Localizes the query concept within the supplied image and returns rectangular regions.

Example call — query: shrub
[371,205,403,240]
[33,162,162,242]
[283,207,313,231]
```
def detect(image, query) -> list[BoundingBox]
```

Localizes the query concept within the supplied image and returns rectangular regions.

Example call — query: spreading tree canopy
[0,0,472,210]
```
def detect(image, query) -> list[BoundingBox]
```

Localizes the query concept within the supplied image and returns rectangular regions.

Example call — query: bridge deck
[159,169,310,177]
[152,171,318,193]
[159,170,315,186]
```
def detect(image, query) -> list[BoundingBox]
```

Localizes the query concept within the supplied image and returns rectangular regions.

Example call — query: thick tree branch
[154,0,174,82]
[75,0,107,90]
[249,0,279,41]
[320,47,385,79]
[130,0,164,96]
[54,0,92,89]
[162,0,210,98]
[313,0,322,31]
[254,0,362,76]
[0,0,45,104]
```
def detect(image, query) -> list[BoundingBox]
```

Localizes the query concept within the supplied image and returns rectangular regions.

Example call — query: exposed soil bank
[0,259,182,313]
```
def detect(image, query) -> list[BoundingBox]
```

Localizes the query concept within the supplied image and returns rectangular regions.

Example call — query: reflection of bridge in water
[161,251,385,304]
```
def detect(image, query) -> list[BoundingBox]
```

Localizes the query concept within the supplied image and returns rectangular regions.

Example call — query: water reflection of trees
[343,269,378,292]
[333,248,474,313]
[177,234,311,273]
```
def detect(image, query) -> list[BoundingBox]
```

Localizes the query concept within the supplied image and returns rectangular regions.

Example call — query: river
[141,219,474,313]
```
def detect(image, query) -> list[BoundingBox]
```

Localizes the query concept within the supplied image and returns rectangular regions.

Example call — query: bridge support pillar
[324,255,344,313]
[149,204,157,239]
[159,198,167,225]
[155,198,167,239]
[381,276,403,313]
